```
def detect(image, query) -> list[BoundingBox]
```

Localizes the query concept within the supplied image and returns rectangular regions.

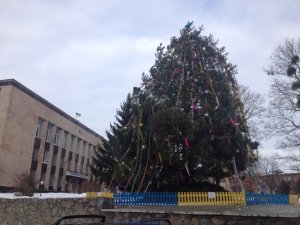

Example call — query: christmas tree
[92,23,255,192]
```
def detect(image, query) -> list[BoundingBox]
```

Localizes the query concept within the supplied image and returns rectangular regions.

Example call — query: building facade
[0,79,103,192]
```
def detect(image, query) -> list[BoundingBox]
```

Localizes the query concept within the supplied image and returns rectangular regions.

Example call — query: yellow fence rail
[178,192,246,206]
[289,194,298,205]
[86,192,113,199]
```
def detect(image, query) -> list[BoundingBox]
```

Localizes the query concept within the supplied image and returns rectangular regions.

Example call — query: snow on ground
[0,192,86,199]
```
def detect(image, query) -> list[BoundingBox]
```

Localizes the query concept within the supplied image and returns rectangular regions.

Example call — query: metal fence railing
[114,192,177,206]
[86,191,298,206]
[86,192,113,199]
[245,192,289,205]
[178,192,245,206]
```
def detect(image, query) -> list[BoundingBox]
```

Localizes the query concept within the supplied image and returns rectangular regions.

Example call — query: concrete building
[0,79,103,192]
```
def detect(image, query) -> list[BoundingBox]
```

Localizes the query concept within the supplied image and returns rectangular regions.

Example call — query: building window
[69,135,74,152]
[52,151,58,166]
[43,149,49,162]
[60,156,64,169]
[86,162,90,176]
[93,146,97,157]
[35,119,42,138]
[60,149,66,168]
[40,170,46,185]
[62,131,68,149]
[54,128,61,146]
[75,138,80,154]
[67,151,72,170]
[87,144,91,157]
[81,141,86,156]
[80,156,84,173]
[32,146,39,161]
[82,141,89,157]
[49,174,54,190]
[45,123,53,143]
[57,176,62,190]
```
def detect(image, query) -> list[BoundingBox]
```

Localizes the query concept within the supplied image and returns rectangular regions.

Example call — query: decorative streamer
[232,157,238,176]
[155,165,164,178]
[158,152,163,163]
[124,110,143,192]
[144,180,152,192]
[215,96,220,111]
[185,163,191,176]
[184,136,189,151]
[176,55,186,106]
[167,68,178,88]
[232,157,245,192]
[179,169,184,181]
[137,111,152,192]
[131,111,145,192]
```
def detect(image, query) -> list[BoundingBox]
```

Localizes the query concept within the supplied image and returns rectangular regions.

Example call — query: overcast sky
[0,0,299,156]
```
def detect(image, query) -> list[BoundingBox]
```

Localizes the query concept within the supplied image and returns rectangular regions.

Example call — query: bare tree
[265,38,300,150]
[273,151,300,172]
[239,85,266,141]
[255,156,283,193]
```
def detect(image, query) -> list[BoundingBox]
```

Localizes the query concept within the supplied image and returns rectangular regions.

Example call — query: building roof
[0,79,102,139]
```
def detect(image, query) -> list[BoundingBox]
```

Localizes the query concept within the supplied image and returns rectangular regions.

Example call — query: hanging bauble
[196,102,202,109]
[175,68,181,73]
[142,145,146,150]
[229,118,236,127]
[140,123,143,127]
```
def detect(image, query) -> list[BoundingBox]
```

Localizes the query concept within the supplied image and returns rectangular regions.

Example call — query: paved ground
[102,205,300,218]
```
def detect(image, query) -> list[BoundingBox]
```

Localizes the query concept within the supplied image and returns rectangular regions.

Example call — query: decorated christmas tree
[92,23,255,192]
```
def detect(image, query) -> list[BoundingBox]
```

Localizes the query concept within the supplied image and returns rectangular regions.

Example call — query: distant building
[259,172,300,194]
[0,79,103,192]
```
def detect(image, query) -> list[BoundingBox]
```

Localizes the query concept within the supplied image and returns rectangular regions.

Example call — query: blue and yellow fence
[86,192,298,206]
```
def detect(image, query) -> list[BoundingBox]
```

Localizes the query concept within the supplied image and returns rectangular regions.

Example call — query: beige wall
[0,86,13,178]
[0,86,12,148]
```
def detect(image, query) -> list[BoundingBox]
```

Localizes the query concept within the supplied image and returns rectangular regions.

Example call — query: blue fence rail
[114,192,177,206]
[245,192,289,205]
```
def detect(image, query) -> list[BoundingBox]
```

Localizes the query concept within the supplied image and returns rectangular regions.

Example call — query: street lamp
[40,181,44,196]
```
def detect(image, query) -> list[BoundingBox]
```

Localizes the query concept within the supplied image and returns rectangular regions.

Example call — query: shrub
[14,173,36,197]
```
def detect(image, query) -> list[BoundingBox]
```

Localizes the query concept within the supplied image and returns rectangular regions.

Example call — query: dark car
[52,214,172,225]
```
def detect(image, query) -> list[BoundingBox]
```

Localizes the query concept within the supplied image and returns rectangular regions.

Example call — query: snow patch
[0,192,86,199]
